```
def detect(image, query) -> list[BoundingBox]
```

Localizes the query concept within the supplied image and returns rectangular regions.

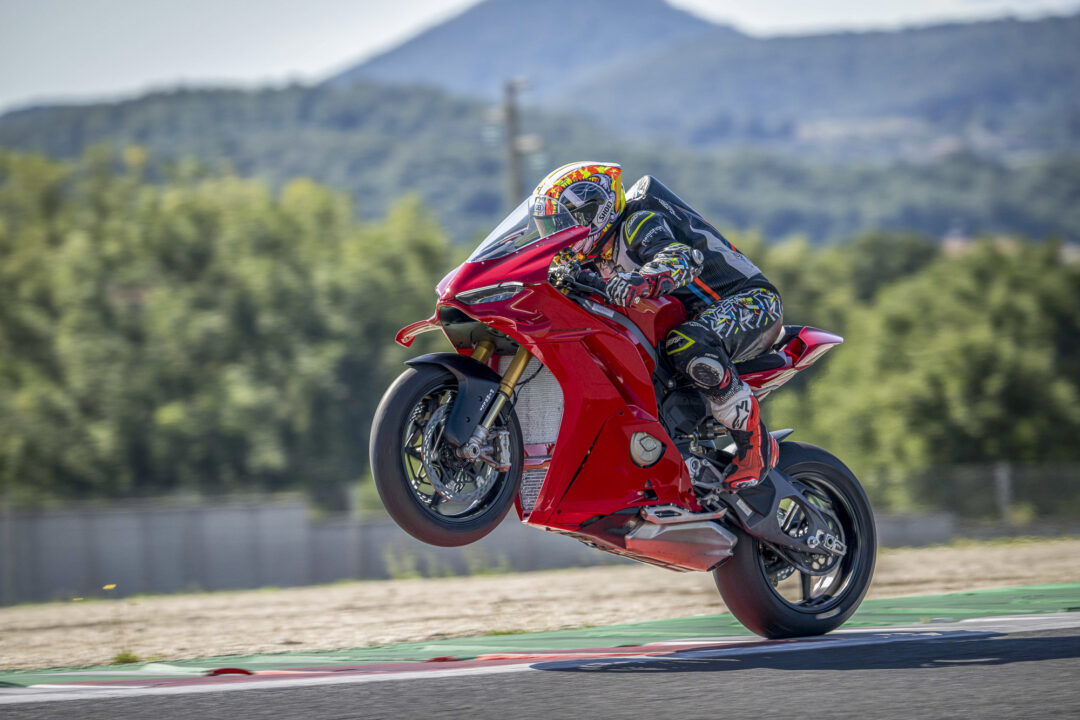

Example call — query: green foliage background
[0,147,450,509]
[1,147,1078,515]
[746,231,1080,514]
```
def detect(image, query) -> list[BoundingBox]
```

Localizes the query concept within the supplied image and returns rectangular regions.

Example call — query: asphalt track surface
[4,615,1079,719]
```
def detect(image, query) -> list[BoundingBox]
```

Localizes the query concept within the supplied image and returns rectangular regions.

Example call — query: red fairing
[395,313,440,347]
[393,224,838,537]
[555,406,700,525]
[441,228,590,301]
[618,297,686,349]
[430,228,679,530]
[794,327,845,365]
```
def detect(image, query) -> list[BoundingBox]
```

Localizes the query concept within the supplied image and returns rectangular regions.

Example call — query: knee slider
[686,356,730,389]
[665,322,734,387]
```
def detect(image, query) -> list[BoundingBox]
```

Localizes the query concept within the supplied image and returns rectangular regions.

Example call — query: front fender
[405,353,502,447]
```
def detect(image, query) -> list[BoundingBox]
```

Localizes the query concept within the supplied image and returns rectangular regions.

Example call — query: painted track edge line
[4,611,1079,705]
[0,663,536,705]
[0,632,1012,705]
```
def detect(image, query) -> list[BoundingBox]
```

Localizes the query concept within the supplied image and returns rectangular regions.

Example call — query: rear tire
[713,441,876,638]
[370,365,523,547]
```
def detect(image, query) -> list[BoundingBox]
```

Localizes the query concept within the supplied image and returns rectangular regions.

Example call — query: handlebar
[551,263,609,301]
[572,268,608,296]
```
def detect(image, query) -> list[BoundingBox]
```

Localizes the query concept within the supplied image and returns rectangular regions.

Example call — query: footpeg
[687,455,726,490]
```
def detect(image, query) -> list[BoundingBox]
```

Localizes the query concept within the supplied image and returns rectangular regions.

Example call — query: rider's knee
[686,355,730,390]
[664,323,734,393]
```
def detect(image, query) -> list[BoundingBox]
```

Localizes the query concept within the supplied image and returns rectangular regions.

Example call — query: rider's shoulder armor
[619,175,775,311]
[621,210,677,261]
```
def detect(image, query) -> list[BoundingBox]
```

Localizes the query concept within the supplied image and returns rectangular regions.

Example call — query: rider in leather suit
[536,162,783,490]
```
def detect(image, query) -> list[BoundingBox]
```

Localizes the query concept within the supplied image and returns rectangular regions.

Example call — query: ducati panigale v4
[370,197,876,638]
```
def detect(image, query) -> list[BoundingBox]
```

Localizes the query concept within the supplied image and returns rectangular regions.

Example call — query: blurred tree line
[1,147,1078,514]
[0,146,451,509]
[1,82,1078,246]
[746,231,1080,514]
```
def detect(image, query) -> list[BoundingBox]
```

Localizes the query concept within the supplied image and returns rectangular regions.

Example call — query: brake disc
[421,404,493,505]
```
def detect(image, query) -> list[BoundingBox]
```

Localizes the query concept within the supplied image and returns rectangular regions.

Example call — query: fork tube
[498,345,532,396]
[471,340,495,365]
[479,345,531,429]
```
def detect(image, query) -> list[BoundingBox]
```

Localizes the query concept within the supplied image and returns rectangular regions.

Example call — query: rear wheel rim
[753,468,865,614]
[400,380,509,523]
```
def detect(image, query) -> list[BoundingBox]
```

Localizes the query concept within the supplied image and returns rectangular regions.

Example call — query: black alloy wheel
[370,364,523,547]
[713,441,877,638]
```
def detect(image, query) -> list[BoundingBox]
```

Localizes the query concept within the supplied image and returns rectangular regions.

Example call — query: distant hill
[561,14,1080,159]
[2,82,1078,245]
[0,83,523,241]
[329,2,1080,160]
[326,0,727,100]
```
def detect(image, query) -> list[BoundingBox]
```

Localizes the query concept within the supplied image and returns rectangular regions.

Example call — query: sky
[1,0,1078,113]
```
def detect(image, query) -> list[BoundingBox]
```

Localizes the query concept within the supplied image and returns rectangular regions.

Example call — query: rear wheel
[370,365,523,547]
[713,441,876,638]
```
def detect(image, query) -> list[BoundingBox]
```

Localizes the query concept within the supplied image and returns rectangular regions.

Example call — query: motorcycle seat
[734,352,787,374]
[733,324,802,375]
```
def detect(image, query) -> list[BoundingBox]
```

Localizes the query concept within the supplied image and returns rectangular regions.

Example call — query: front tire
[713,441,876,638]
[370,364,523,547]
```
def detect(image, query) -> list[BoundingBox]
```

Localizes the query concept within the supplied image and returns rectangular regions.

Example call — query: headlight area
[454,282,525,305]
[436,305,519,355]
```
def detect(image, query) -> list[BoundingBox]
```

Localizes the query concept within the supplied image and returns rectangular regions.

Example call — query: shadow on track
[532,631,1080,674]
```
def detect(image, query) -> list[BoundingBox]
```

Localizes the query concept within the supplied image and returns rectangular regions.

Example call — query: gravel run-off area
[2,537,1079,670]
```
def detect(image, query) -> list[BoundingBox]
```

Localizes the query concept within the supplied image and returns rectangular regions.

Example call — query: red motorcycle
[370,197,876,638]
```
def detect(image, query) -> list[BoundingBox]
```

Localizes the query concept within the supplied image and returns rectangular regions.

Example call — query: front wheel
[713,441,877,638]
[369,364,524,547]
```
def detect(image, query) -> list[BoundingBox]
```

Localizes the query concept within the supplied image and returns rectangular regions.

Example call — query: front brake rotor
[421,404,492,505]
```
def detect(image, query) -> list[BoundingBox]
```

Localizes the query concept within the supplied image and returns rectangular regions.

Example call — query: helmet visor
[569,199,601,228]
[530,195,579,239]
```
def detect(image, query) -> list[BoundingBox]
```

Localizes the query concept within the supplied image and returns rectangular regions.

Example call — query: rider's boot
[710,384,779,492]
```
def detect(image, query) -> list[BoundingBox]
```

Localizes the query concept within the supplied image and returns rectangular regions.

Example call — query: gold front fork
[471,339,496,365]
[498,345,532,396]
[457,344,532,461]
[479,344,531,430]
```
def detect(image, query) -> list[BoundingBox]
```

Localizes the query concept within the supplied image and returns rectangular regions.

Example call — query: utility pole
[503,78,527,208]
[994,461,1013,523]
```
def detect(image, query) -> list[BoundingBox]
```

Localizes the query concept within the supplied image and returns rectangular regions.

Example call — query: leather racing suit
[595,176,784,489]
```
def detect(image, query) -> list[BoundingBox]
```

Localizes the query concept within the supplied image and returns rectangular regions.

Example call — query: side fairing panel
[618,297,687,350]
[544,406,697,530]
[427,224,699,533]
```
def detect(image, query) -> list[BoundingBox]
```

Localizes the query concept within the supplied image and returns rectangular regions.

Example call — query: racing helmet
[532,162,625,259]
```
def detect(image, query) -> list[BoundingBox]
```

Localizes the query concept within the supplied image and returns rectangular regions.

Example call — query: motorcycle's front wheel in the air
[370,365,524,547]
[713,441,877,638]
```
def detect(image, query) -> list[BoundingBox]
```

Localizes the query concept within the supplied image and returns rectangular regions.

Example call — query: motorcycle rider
[538,162,783,491]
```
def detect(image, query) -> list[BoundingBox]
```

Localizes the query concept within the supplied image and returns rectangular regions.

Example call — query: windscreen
[467,195,581,262]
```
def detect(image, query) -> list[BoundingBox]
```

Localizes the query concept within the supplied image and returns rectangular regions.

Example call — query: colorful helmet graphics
[532,162,625,259]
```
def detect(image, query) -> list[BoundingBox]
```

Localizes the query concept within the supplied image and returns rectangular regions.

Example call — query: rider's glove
[606,272,650,307]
